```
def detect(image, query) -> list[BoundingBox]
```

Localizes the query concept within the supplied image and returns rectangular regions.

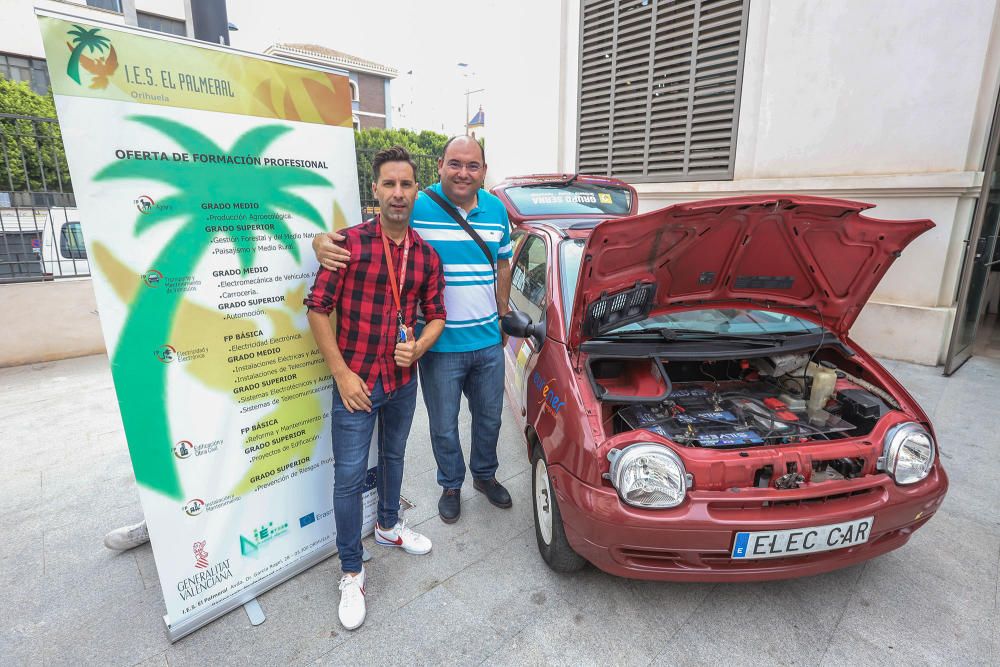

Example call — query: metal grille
[0,117,443,282]
[0,113,83,283]
[577,0,750,182]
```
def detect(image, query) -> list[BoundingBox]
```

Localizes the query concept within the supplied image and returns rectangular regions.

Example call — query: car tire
[531,444,586,573]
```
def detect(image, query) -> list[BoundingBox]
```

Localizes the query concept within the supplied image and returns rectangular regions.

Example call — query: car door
[504,232,549,429]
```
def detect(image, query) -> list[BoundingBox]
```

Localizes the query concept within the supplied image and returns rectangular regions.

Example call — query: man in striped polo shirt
[314,136,514,524]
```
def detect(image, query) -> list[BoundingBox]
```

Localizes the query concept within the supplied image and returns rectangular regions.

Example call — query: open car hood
[569,195,933,348]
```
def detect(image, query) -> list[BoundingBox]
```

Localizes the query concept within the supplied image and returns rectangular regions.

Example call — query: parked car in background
[490,175,948,581]
[40,210,89,278]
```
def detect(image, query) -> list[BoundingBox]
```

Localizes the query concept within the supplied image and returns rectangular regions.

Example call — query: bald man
[314,136,514,524]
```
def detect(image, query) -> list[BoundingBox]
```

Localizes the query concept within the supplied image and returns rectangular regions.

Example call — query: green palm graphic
[66,25,110,84]
[95,116,331,498]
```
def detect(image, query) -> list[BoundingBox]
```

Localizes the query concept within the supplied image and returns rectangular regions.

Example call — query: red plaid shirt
[304,218,446,392]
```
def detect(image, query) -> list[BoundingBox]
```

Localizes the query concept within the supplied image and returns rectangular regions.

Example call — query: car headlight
[880,422,935,485]
[607,443,689,508]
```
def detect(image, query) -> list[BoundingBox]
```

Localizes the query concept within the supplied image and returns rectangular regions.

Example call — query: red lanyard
[380,225,411,317]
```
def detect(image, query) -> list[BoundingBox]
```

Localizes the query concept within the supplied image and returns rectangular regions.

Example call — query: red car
[491,175,948,581]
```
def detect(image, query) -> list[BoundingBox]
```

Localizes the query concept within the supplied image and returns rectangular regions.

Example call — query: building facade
[264,44,397,130]
[0,0,207,94]
[551,0,1000,368]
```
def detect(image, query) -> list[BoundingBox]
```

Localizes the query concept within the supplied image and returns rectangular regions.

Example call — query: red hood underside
[570,195,933,347]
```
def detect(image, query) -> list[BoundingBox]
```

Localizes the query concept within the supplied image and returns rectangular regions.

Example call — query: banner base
[243,598,266,626]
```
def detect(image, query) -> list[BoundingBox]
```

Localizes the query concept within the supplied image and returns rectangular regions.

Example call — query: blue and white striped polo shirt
[412,183,513,352]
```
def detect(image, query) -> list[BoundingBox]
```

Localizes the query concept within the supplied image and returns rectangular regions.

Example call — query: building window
[577,0,750,182]
[86,0,122,12]
[0,53,50,95]
[349,80,360,102]
[137,11,187,37]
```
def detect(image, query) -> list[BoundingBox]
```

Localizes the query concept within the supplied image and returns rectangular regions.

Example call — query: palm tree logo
[95,116,332,499]
[65,25,112,86]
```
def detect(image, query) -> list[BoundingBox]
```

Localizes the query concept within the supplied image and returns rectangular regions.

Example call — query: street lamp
[457,63,484,136]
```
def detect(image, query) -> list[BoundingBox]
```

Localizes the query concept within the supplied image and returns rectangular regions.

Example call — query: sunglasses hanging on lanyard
[381,228,411,343]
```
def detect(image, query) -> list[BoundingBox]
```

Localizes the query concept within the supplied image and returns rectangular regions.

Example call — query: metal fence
[0,113,80,283]
[0,113,442,283]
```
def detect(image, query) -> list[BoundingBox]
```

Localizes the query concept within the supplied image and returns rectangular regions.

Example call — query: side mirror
[502,310,545,348]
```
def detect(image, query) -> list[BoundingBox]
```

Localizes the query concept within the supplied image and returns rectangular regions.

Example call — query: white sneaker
[375,518,432,555]
[338,567,366,630]
[103,520,150,551]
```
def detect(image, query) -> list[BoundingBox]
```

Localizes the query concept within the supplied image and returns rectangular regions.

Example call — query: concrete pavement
[0,353,997,666]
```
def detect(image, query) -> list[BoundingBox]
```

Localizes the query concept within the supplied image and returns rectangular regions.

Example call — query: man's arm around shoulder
[312,229,352,271]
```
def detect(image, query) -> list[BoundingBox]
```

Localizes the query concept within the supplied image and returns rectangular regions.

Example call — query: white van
[38,208,90,278]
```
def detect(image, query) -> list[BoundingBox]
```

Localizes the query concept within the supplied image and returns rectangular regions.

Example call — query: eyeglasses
[445,159,482,174]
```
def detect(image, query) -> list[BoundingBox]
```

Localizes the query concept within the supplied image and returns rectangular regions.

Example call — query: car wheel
[532,444,586,572]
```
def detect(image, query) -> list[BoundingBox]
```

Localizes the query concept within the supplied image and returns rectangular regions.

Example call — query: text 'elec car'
[491,175,948,581]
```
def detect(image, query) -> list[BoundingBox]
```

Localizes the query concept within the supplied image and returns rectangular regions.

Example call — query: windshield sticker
[530,192,597,205]
[506,185,632,217]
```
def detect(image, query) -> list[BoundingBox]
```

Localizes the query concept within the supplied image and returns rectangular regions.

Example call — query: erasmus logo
[65,25,118,90]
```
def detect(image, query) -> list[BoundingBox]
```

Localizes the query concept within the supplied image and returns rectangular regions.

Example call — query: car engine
[595,353,895,448]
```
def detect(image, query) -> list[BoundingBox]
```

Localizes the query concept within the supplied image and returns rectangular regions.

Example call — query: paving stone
[133,653,169,667]
[165,564,351,667]
[42,584,168,667]
[665,565,865,665]
[313,585,505,666]
[818,514,998,666]
[2,354,999,665]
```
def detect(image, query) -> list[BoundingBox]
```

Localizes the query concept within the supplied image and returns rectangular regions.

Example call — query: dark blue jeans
[331,376,417,573]
[419,343,505,489]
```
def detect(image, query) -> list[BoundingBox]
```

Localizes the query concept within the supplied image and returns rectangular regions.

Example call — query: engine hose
[717,393,830,440]
[836,370,901,410]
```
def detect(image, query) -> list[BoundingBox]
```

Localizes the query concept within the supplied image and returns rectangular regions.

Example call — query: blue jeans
[330,376,417,573]
[419,343,505,489]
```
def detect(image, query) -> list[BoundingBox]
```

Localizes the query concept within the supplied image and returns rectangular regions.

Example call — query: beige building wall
[549,0,1000,365]
[0,279,106,367]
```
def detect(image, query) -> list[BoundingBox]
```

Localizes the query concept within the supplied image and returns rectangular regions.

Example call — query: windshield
[506,183,632,216]
[606,309,824,336]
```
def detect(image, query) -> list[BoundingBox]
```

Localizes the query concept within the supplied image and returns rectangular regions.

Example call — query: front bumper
[548,463,948,582]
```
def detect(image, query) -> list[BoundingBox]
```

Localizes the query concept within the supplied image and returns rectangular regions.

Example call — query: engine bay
[592,352,895,448]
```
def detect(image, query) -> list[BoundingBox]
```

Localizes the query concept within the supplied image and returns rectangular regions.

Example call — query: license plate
[731,517,874,559]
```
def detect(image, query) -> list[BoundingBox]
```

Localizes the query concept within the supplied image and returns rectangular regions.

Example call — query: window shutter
[577,0,749,182]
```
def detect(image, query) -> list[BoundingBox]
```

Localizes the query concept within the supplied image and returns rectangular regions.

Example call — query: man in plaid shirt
[305,146,446,631]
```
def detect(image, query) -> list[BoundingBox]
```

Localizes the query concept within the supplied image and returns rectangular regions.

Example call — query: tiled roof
[468,106,485,126]
[264,43,398,78]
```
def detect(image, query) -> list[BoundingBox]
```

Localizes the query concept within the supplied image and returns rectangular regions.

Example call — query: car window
[59,222,87,259]
[510,234,547,323]
[559,239,585,334]
[510,230,526,256]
